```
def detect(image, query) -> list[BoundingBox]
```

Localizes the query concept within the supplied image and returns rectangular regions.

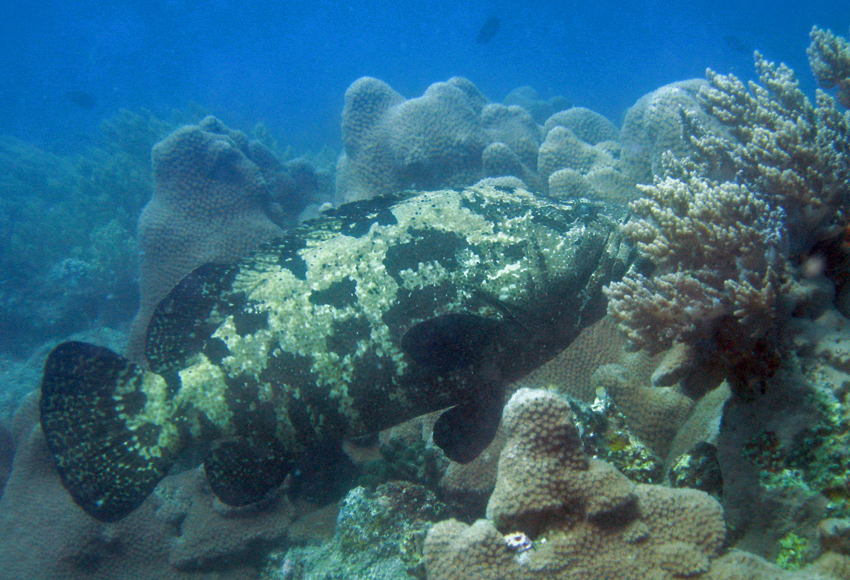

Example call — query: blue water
[3,0,847,152]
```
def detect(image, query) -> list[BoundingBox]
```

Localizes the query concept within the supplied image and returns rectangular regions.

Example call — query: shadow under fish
[39,185,632,522]
[476,16,500,45]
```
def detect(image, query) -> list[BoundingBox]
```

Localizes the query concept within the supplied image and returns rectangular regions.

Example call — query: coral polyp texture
[424,389,727,580]
[808,26,850,108]
[604,171,786,355]
[336,76,544,203]
[604,32,850,392]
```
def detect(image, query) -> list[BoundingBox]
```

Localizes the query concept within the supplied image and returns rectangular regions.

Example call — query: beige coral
[335,77,543,203]
[699,52,849,252]
[604,172,785,354]
[808,26,850,108]
[424,388,726,580]
[128,116,284,363]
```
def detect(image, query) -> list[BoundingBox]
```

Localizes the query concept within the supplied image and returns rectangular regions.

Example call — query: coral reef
[502,85,572,124]
[699,52,850,253]
[336,77,543,202]
[603,170,786,377]
[336,76,639,204]
[604,34,850,393]
[264,482,445,580]
[619,79,730,184]
[128,116,332,362]
[424,389,726,580]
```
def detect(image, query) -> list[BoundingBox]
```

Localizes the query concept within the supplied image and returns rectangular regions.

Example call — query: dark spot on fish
[326,316,371,357]
[401,313,500,373]
[147,263,235,374]
[202,337,230,365]
[383,283,454,333]
[476,16,500,45]
[65,90,97,109]
[225,374,278,433]
[259,349,315,390]
[383,229,465,284]
[204,436,292,506]
[531,208,573,233]
[268,237,308,280]
[288,440,359,504]
[345,206,398,237]
[286,396,319,442]
[348,350,400,430]
[231,305,268,336]
[310,277,357,309]
[503,242,527,262]
[433,385,503,463]
[459,194,527,223]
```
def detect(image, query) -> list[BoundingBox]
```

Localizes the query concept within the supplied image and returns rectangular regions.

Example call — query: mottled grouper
[40,185,631,522]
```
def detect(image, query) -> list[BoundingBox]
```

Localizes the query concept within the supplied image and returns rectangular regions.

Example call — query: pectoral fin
[401,313,500,373]
[433,387,504,463]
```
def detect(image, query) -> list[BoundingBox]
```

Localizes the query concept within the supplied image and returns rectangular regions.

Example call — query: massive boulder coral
[424,389,727,580]
[336,76,543,202]
[128,117,287,362]
[619,79,731,185]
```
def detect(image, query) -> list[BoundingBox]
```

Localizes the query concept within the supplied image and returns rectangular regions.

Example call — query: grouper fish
[39,185,631,522]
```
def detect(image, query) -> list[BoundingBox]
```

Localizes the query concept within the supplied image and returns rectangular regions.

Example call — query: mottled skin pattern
[40,185,631,522]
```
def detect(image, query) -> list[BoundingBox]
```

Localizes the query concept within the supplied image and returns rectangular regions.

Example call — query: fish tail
[39,341,183,522]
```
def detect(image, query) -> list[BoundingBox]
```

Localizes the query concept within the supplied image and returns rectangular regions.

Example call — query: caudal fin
[40,342,182,522]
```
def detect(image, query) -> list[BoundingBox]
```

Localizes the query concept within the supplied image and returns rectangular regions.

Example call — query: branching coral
[605,28,850,392]
[604,170,786,356]
[808,26,850,108]
[699,51,849,253]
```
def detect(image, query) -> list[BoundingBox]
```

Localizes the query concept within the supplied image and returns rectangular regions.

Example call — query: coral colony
[1,22,850,580]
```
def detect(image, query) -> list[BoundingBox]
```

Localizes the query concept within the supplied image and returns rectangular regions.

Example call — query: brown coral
[699,52,850,253]
[604,171,785,356]
[336,76,544,203]
[127,116,285,362]
[424,388,726,580]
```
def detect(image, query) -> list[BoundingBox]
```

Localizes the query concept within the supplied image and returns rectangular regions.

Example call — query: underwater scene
[1,1,850,579]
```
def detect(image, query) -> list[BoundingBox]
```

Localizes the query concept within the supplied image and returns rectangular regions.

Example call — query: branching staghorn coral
[699,50,849,253]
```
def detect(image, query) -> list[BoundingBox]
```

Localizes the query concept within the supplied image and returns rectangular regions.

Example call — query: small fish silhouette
[476,16,500,45]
